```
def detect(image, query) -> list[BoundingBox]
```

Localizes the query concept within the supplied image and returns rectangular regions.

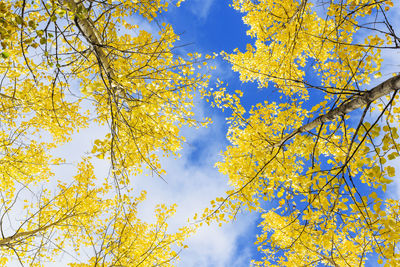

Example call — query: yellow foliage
[0,0,207,265]
[203,0,400,266]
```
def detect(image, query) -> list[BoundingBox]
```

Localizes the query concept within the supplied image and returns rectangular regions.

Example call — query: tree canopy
[0,0,210,265]
[1,0,400,266]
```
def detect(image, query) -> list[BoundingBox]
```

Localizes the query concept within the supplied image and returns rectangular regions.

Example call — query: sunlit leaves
[205,0,400,266]
[0,0,207,265]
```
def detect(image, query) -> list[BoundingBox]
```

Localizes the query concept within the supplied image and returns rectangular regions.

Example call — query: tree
[0,0,210,265]
[204,0,400,266]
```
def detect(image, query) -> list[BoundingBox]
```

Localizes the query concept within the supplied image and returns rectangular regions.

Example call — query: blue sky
[137,1,264,266]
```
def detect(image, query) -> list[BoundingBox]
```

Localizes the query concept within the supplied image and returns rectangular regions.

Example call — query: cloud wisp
[131,105,257,266]
[188,0,215,20]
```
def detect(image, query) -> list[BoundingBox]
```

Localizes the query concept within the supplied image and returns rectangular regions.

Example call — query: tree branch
[59,0,119,92]
[273,74,400,148]
[0,215,72,247]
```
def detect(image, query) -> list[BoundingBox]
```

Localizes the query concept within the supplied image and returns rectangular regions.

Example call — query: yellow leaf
[386,166,395,177]
[369,192,378,199]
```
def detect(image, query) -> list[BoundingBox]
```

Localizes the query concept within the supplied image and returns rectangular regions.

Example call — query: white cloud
[188,0,215,20]
[177,215,255,267]
[43,94,257,267]
[131,107,257,266]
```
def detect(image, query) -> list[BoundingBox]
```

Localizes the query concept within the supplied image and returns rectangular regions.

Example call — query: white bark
[273,75,400,148]
[60,0,118,91]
